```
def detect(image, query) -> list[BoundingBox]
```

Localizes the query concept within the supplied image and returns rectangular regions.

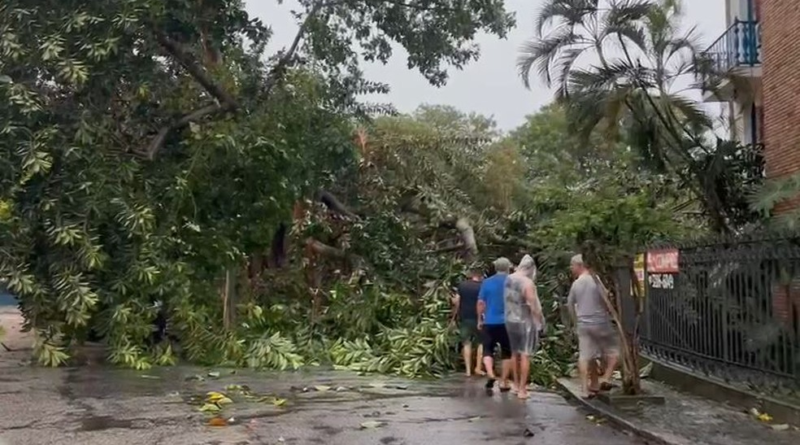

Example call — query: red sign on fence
[646,249,679,273]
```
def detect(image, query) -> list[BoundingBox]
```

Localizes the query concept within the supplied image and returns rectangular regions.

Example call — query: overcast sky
[245,0,727,131]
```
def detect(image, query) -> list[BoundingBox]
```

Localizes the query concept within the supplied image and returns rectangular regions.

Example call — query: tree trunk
[595,272,641,395]
[455,217,478,260]
[613,275,641,395]
[222,268,237,331]
[268,222,288,268]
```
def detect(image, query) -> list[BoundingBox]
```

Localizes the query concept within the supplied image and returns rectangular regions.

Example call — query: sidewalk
[558,377,800,445]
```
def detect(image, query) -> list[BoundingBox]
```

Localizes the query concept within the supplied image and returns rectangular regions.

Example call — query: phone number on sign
[648,273,675,289]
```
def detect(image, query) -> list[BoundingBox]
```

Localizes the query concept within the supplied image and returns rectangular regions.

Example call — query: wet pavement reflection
[0,358,644,445]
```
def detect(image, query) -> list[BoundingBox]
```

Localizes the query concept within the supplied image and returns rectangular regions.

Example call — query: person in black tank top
[451,269,485,376]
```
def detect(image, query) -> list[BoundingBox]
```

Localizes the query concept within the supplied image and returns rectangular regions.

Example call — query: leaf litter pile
[191,383,289,427]
[185,376,416,431]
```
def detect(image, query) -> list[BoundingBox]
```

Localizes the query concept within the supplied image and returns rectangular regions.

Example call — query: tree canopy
[0,0,769,386]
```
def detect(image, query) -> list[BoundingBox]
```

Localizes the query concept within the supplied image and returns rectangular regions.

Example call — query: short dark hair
[469,268,483,278]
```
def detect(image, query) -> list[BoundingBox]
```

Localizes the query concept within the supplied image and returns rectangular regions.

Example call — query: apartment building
[703,0,800,183]
[762,0,800,182]
[702,0,763,147]
[761,0,800,330]
[704,0,800,325]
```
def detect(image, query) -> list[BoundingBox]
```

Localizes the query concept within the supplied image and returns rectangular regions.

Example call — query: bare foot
[473,369,486,376]
[517,390,529,400]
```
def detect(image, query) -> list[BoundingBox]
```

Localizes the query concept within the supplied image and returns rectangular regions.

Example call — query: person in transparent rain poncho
[503,255,544,400]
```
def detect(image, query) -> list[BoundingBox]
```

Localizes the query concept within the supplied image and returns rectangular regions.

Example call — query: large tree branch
[263,1,325,98]
[306,238,346,259]
[317,190,360,219]
[456,217,478,258]
[141,32,240,159]
[138,103,222,159]
[142,3,325,160]
[154,30,239,108]
[430,242,465,254]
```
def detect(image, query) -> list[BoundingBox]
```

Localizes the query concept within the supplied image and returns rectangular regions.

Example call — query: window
[756,105,764,143]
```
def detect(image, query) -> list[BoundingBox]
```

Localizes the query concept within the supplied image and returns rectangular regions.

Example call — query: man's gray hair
[570,254,584,266]
[493,257,512,273]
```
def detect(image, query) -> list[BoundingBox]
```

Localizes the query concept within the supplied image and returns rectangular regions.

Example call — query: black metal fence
[639,234,800,396]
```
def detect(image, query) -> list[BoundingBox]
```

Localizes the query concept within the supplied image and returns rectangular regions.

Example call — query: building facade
[704,0,800,183]
[703,0,763,147]
[704,0,800,325]
[761,0,800,329]
[762,0,800,182]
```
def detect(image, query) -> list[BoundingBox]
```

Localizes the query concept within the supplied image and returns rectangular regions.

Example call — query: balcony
[701,20,761,102]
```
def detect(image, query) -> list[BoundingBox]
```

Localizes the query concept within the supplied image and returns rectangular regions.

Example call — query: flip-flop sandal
[499,386,512,393]
[585,393,598,399]
[485,378,496,390]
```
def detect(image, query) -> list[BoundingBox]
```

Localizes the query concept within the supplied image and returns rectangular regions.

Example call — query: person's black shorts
[458,319,480,344]
[482,323,511,359]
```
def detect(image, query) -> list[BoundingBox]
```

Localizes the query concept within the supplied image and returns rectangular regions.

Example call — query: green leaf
[199,403,221,413]
[360,420,385,430]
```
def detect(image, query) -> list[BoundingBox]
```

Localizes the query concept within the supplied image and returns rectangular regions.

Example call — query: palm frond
[624,109,670,171]
[663,29,701,60]
[567,61,643,93]
[553,48,587,98]
[601,85,638,136]
[562,88,611,140]
[604,23,649,53]
[605,0,657,27]
[518,29,591,89]
[748,173,799,216]
[603,0,656,58]
[535,0,601,37]
[661,94,713,130]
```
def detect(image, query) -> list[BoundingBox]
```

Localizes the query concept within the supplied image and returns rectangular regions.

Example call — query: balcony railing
[703,20,761,73]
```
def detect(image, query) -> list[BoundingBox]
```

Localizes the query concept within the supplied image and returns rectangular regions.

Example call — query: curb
[645,357,800,427]
[555,378,674,445]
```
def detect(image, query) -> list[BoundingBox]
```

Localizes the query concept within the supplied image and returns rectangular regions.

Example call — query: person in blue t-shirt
[477,257,513,392]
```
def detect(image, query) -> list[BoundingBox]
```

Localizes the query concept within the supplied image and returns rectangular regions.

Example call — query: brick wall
[762,0,800,324]
[762,0,800,183]
[772,282,800,327]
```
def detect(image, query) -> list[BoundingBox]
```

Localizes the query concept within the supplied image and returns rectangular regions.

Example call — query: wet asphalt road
[0,350,643,445]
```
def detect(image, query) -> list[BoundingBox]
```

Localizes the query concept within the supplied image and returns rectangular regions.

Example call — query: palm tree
[518,0,653,97]
[518,0,768,396]
[518,0,761,234]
